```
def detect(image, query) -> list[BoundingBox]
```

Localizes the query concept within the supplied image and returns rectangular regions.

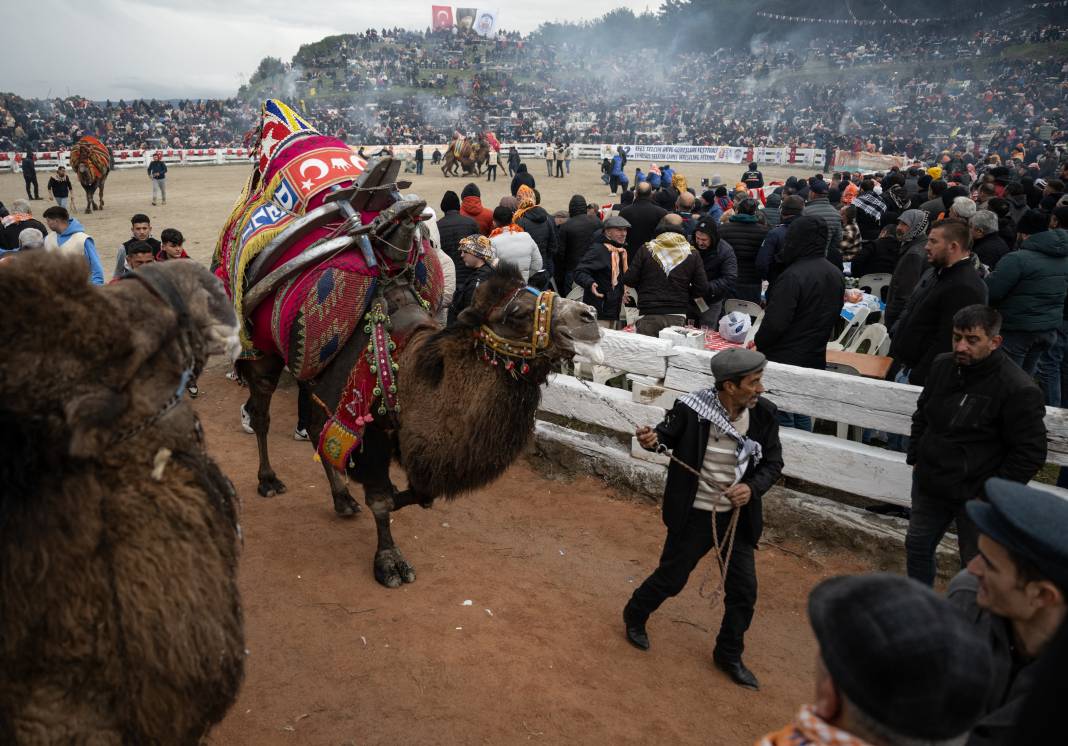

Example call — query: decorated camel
[0,254,245,743]
[215,100,602,587]
[69,135,111,213]
[441,134,490,176]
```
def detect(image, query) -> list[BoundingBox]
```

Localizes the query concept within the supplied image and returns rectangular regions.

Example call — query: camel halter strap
[475,286,555,372]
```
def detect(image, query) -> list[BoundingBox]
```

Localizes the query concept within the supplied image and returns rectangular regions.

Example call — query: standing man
[41,205,105,285]
[554,142,564,178]
[414,144,424,176]
[47,167,74,211]
[148,152,168,206]
[906,305,1047,585]
[624,348,784,690]
[113,214,161,279]
[563,143,572,175]
[544,143,555,179]
[556,194,602,295]
[22,151,40,200]
[950,479,1068,746]
[619,182,668,260]
[802,180,842,254]
[741,161,764,189]
[573,215,630,328]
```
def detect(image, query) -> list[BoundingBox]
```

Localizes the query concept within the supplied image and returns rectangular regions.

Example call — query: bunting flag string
[755,1,1067,26]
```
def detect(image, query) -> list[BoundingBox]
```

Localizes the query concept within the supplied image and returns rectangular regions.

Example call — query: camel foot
[333,491,361,517]
[257,476,287,497]
[374,548,416,588]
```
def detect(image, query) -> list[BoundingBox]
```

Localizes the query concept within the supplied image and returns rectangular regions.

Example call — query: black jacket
[621,231,709,316]
[908,350,1046,504]
[720,215,771,290]
[0,217,47,250]
[889,258,988,385]
[693,238,737,309]
[509,165,535,196]
[517,206,557,266]
[653,398,784,543]
[755,217,844,369]
[885,240,928,331]
[557,196,602,272]
[437,209,480,287]
[850,234,900,278]
[573,235,627,320]
[972,232,1011,270]
[619,199,669,260]
[447,263,494,326]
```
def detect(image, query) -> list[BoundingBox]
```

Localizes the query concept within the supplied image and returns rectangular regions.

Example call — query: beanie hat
[461,183,481,199]
[440,190,461,213]
[1018,209,1050,235]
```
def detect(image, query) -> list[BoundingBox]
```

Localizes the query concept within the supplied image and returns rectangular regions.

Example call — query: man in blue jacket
[41,205,105,284]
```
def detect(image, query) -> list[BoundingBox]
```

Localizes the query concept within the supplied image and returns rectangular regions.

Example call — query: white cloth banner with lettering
[602,144,747,164]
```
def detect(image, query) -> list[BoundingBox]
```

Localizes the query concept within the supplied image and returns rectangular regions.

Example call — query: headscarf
[897,209,929,245]
[512,184,537,224]
[672,173,688,193]
[458,234,494,262]
[885,184,910,211]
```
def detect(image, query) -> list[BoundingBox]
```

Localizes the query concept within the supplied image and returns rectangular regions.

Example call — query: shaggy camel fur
[0,254,244,745]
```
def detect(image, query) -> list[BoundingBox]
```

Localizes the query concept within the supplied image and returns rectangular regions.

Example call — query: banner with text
[607,144,748,164]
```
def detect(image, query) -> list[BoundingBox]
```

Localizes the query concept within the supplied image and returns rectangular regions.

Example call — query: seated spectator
[762,193,782,228]
[18,227,44,251]
[489,206,541,281]
[41,205,105,285]
[447,235,495,326]
[111,240,156,281]
[757,573,992,746]
[574,215,630,328]
[721,198,770,303]
[622,214,709,337]
[949,478,1068,746]
[839,205,861,263]
[688,216,736,327]
[970,210,1011,270]
[850,223,901,281]
[919,179,949,224]
[620,183,669,260]
[156,228,190,261]
[884,209,930,330]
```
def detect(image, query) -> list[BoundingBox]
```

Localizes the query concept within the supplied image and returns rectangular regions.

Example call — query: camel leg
[238,356,287,497]
[84,186,93,214]
[299,382,361,517]
[98,181,105,210]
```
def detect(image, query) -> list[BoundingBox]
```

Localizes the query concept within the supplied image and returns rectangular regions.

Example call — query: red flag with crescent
[432,5,453,30]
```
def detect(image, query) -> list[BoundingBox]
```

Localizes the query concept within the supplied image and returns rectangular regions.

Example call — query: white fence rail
[536,330,1068,508]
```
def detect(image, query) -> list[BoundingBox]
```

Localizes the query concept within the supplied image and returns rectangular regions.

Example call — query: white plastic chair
[724,299,764,323]
[824,363,863,440]
[827,306,870,351]
[857,273,892,302]
[847,323,889,355]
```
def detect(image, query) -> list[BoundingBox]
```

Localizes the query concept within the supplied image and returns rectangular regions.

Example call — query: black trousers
[24,174,39,199]
[626,508,757,661]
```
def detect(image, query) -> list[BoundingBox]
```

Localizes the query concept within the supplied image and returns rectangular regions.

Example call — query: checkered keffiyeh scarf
[853,191,886,222]
[755,705,876,746]
[677,388,763,482]
[648,232,693,276]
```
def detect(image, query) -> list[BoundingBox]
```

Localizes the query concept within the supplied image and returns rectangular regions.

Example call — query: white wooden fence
[536,329,1068,507]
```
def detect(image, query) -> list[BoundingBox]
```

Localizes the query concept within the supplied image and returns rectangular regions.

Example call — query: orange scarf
[755,706,875,746]
[608,244,628,288]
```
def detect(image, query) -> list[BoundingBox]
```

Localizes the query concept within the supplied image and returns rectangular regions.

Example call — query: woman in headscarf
[884,209,930,330]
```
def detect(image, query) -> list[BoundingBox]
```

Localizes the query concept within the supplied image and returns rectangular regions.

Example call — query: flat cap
[968,478,1068,591]
[709,348,765,381]
[603,215,631,229]
[809,573,992,740]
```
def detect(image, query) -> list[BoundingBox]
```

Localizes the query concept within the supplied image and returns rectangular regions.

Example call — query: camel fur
[0,254,244,745]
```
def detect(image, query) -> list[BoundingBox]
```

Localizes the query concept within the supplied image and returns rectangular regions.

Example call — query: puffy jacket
[437,209,480,286]
[573,235,627,321]
[720,213,770,293]
[692,238,737,310]
[908,349,1046,504]
[621,230,709,316]
[986,229,1068,332]
[754,216,844,369]
[517,206,557,266]
[460,196,493,235]
[490,227,543,281]
[756,214,797,284]
[619,199,668,259]
[802,197,843,253]
[557,195,602,272]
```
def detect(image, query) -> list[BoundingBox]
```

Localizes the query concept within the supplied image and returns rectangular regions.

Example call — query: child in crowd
[156,228,190,261]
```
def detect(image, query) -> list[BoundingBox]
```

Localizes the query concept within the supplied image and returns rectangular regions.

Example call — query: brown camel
[442,137,489,177]
[69,135,111,214]
[0,254,245,744]
[240,257,601,588]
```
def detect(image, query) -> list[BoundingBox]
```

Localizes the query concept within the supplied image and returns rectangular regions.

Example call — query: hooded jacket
[720,212,771,296]
[557,195,602,273]
[884,210,931,330]
[762,193,782,228]
[692,237,737,311]
[460,195,493,236]
[754,216,844,369]
[802,196,843,254]
[43,218,105,285]
[621,229,709,316]
[986,229,1068,332]
[573,229,628,321]
[509,163,536,196]
[517,206,557,267]
[437,208,480,287]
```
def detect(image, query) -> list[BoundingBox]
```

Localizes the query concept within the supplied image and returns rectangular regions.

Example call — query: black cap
[809,179,828,195]
[809,573,993,740]
[968,478,1068,591]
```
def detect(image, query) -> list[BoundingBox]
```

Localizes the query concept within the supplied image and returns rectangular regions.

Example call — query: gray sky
[11,0,656,100]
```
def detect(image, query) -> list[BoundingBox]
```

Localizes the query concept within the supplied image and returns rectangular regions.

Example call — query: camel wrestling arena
[0,158,888,744]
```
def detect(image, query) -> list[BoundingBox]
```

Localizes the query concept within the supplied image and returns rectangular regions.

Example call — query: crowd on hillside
[2,21,1065,159]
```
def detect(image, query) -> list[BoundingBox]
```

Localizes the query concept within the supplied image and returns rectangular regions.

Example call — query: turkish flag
[432,5,453,30]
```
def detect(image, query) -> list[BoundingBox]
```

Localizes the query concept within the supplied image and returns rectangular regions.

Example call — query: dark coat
[885,239,929,331]
[972,232,1011,270]
[573,235,627,321]
[619,199,669,259]
[889,258,988,385]
[509,165,536,196]
[517,206,557,266]
[557,196,602,273]
[437,209,480,287]
[694,238,737,307]
[909,349,1046,504]
[621,231,709,316]
[985,229,1068,332]
[721,214,771,291]
[851,234,904,279]
[0,217,47,250]
[653,398,784,544]
[754,217,845,369]
[447,262,494,326]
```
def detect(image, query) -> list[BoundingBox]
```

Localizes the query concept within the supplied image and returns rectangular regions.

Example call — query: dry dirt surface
[3,158,866,744]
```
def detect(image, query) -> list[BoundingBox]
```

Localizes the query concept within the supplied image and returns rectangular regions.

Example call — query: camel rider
[448,234,496,326]
[624,348,784,691]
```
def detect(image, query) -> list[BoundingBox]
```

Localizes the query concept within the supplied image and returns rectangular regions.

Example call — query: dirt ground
[2,159,869,744]
[1,158,817,273]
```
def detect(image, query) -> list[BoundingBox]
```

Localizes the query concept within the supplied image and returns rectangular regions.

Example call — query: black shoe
[713,656,759,690]
[623,609,650,651]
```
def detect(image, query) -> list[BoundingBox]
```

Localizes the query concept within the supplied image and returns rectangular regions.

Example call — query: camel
[0,254,245,744]
[69,135,110,213]
[441,136,489,177]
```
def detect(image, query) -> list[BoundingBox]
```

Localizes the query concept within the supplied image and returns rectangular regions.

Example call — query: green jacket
[985,229,1068,332]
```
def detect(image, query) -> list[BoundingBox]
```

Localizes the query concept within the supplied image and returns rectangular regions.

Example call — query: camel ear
[457,306,485,326]
[64,388,129,459]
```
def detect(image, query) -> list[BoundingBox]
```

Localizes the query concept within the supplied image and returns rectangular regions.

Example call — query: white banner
[604,144,748,164]
[473,8,498,37]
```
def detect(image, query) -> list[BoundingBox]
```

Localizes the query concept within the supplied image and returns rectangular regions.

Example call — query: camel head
[459,262,603,374]
[368,197,428,264]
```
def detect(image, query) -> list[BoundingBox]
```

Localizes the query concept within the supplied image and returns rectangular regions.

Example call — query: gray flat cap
[710,348,766,381]
[603,215,631,229]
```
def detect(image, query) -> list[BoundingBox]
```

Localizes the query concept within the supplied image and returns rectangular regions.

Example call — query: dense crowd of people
[1,21,1064,161]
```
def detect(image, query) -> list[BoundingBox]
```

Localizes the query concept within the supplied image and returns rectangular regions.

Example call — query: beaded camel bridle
[473,285,556,376]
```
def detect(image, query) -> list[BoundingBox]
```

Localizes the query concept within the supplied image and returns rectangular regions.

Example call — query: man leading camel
[624,348,784,690]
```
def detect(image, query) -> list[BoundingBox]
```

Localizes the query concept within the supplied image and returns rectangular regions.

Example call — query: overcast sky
[11,0,656,100]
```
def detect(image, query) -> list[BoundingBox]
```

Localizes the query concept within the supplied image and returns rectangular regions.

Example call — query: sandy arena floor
[1,159,866,745]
